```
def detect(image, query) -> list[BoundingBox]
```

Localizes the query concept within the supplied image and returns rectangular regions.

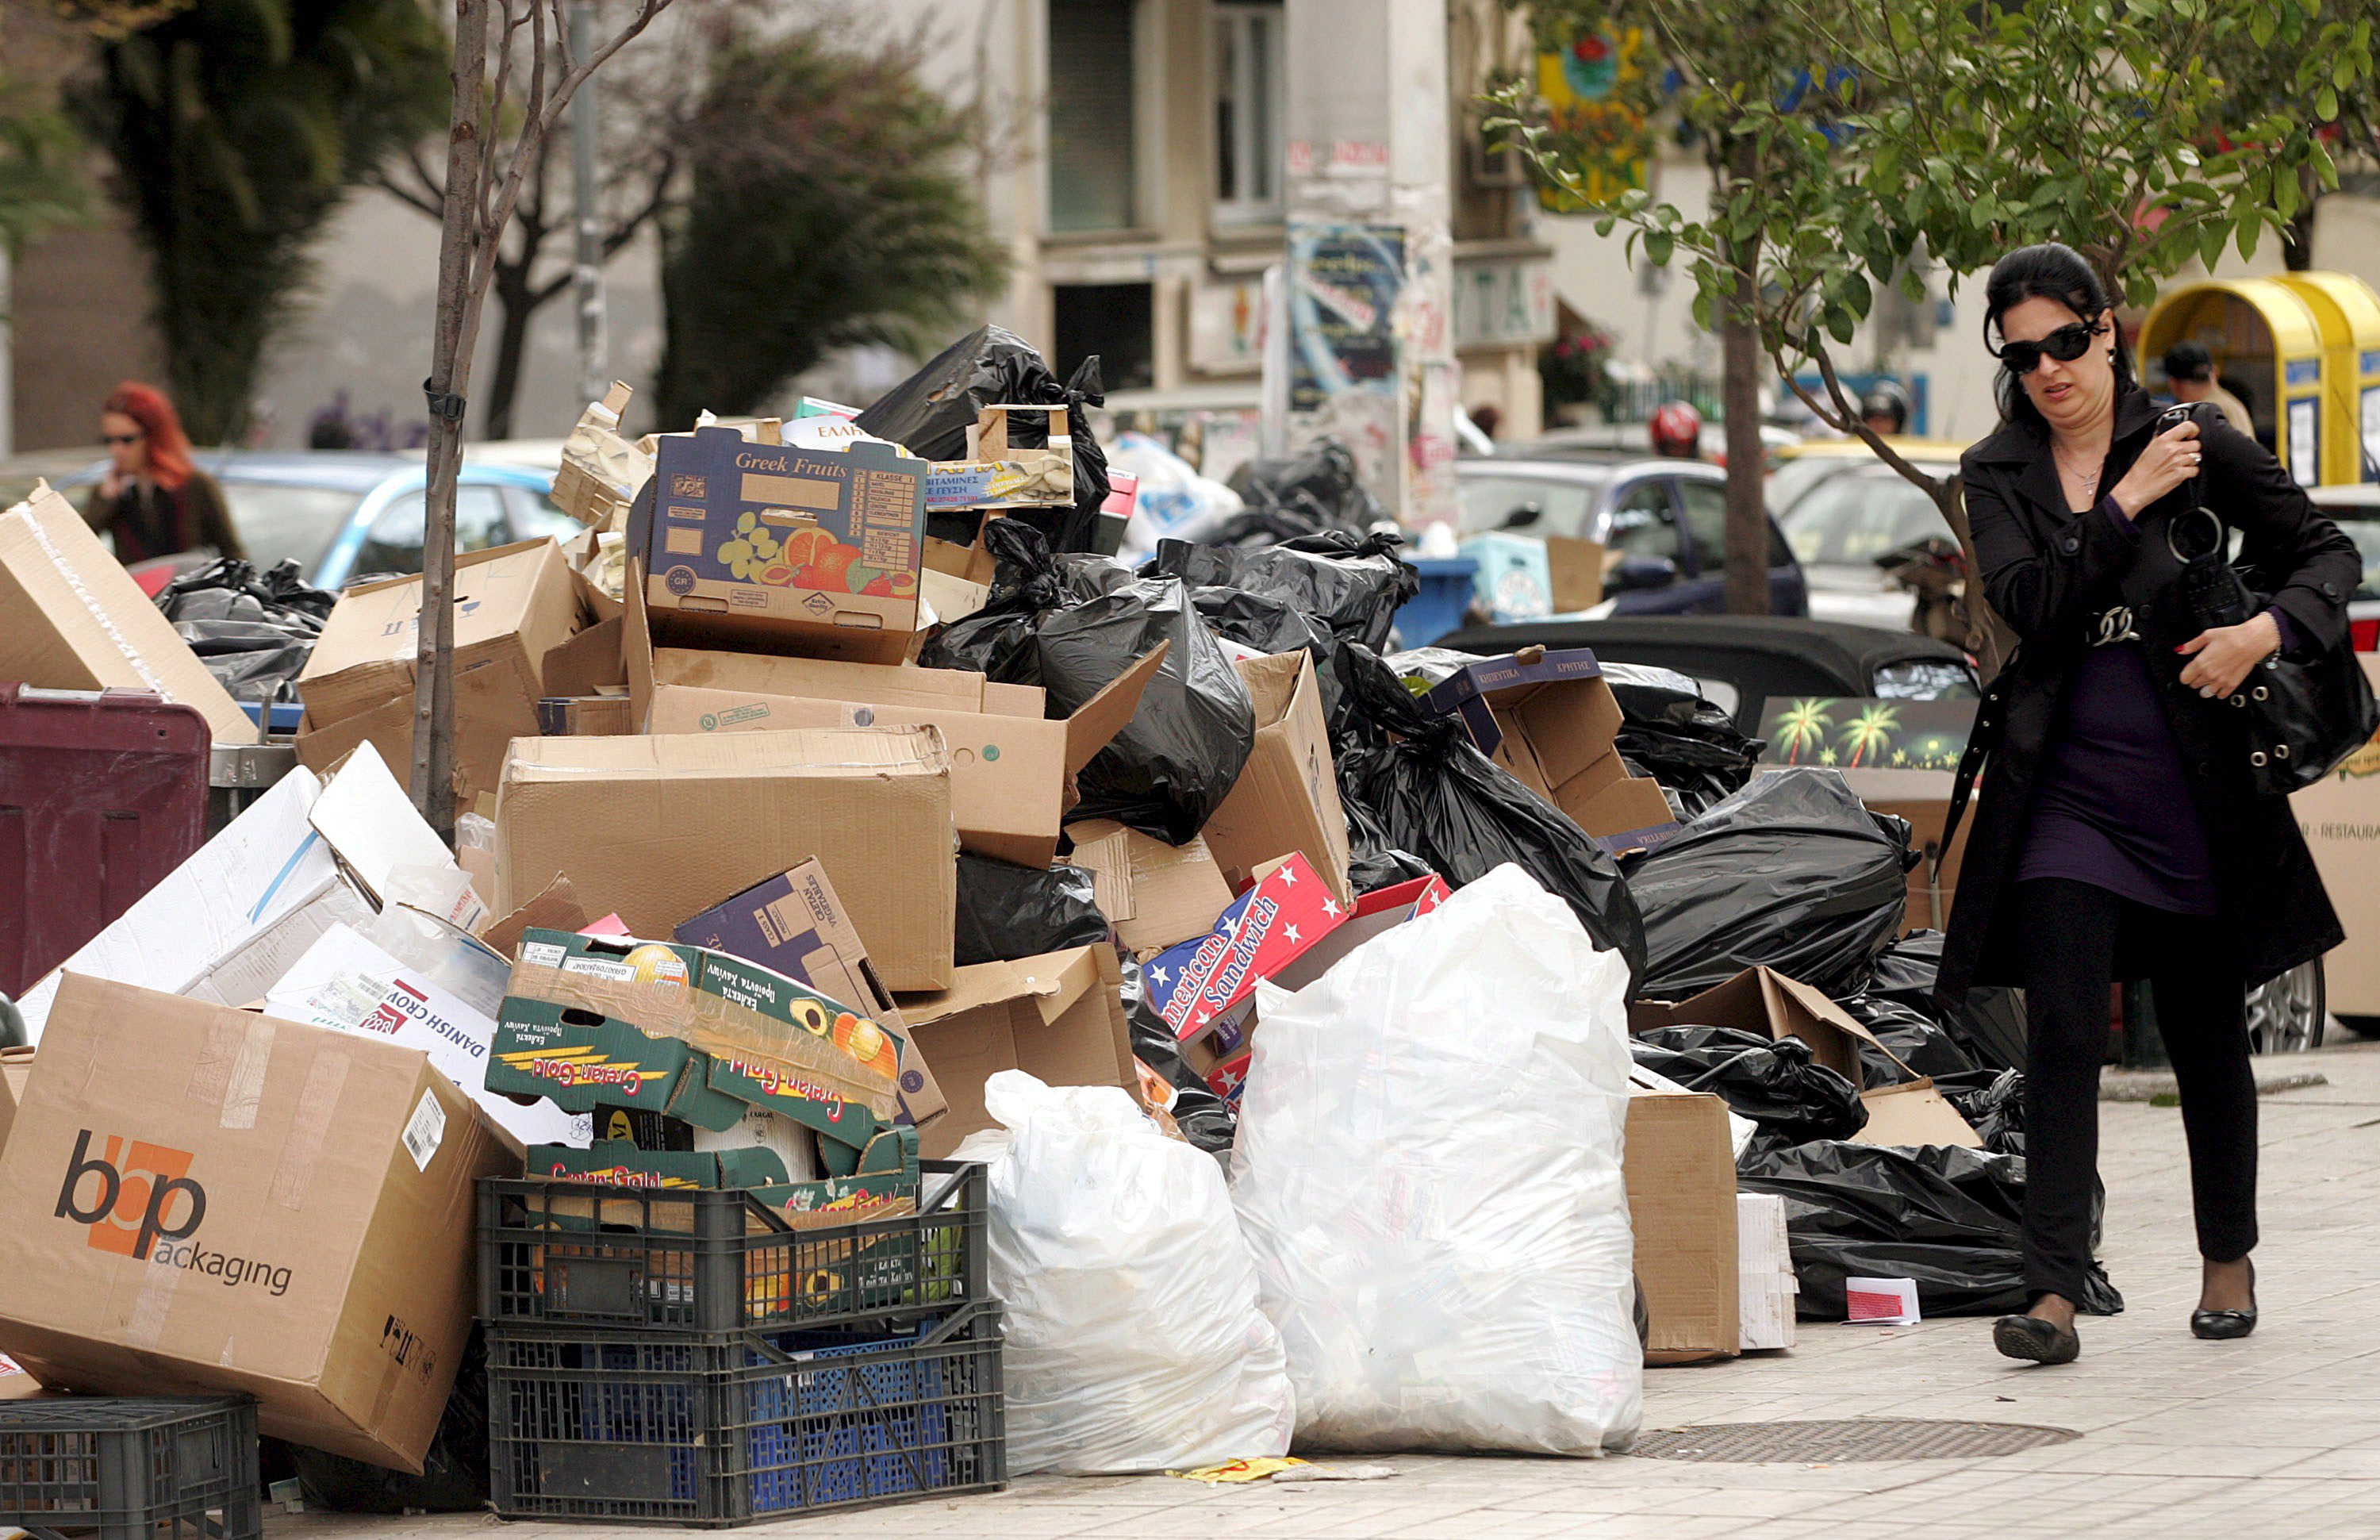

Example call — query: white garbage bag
[962,1072,1296,1474]
[1230,862,1642,1455]
[1110,431,1243,560]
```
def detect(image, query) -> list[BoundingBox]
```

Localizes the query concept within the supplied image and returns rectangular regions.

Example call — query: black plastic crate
[488,1305,1005,1526]
[0,1396,260,1540]
[478,1161,985,1335]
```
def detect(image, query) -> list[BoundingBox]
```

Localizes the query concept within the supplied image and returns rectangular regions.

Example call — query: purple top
[2015,498,2225,915]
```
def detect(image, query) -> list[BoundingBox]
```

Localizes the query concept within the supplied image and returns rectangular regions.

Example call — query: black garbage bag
[1630,1026,1869,1143]
[1119,954,1237,1162]
[1737,1140,2123,1319]
[1601,662,1765,820]
[1840,995,1984,1088]
[1189,586,1346,736]
[1219,439,1388,540]
[1869,931,2029,1073]
[923,520,1256,843]
[1334,643,1647,980]
[954,854,1109,966]
[1153,529,1419,652]
[1341,782,1437,893]
[1947,1067,2027,1154]
[1625,769,1915,1001]
[154,557,334,704]
[288,1327,488,1511]
[856,325,1112,549]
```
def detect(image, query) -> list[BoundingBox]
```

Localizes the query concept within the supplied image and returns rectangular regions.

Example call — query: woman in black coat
[1940,244,2359,1365]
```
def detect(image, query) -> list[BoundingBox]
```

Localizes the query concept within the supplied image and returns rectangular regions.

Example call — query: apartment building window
[1048,0,1138,234]
[1054,282,1155,392]
[1213,1,1284,224]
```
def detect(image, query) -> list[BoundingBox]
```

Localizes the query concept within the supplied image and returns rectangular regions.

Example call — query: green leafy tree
[650,24,1009,427]
[1499,0,2377,661]
[0,87,90,252]
[74,0,447,442]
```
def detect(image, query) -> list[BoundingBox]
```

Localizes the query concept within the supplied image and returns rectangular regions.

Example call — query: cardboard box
[1142,854,1349,1101]
[627,428,926,663]
[536,694,634,735]
[1546,533,1607,613]
[673,860,948,1128]
[528,1139,793,1190]
[0,1350,48,1400]
[2294,654,2380,1015]
[1737,1192,1798,1350]
[298,538,582,731]
[295,662,543,812]
[493,727,958,991]
[1624,1080,1741,1364]
[0,975,519,1472]
[1061,819,1234,956]
[924,406,1076,511]
[1199,651,1355,908]
[896,947,1134,1159]
[0,486,251,742]
[1459,532,1553,622]
[645,645,1165,870]
[1630,966,1983,1149]
[551,382,652,528]
[1419,647,1680,853]
[539,616,628,697]
[0,1047,23,1158]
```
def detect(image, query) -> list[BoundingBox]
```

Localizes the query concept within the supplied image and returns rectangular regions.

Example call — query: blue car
[59,451,577,591]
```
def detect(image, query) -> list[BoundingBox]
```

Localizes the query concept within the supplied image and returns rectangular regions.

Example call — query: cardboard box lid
[1058,642,1168,777]
[1199,651,1355,907]
[0,486,252,743]
[899,945,1115,1031]
[1061,818,1234,956]
[300,540,580,720]
[898,946,1131,1159]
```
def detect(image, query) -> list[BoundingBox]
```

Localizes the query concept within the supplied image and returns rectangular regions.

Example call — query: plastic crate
[479,1162,985,1335]
[1395,556,1480,647]
[0,1396,260,1540]
[488,1305,1005,1526]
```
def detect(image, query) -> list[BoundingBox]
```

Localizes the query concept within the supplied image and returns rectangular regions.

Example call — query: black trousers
[2015,878,2258,1306]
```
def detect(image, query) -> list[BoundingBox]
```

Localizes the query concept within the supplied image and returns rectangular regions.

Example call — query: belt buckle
[2088,605,2140,648]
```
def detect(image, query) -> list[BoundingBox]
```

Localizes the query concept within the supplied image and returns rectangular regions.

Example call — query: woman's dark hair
[1982,242,2136,431]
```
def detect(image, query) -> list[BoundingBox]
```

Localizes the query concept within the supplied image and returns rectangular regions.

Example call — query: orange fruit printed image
[780,527,862,576]
[835,1013,898,1078]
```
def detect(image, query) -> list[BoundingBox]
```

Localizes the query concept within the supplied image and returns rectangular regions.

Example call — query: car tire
[2244,958,2326,1055]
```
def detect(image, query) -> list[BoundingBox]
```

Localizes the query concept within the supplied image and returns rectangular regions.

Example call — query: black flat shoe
[2193,1261,2258,1340]
[1994,1313,2080,1365]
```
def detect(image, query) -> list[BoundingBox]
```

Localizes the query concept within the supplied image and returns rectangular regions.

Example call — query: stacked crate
[477,1162,1002,1526]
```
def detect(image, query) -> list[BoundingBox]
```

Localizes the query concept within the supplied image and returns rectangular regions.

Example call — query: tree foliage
[74,0,447,443]
[649,23,1009,427]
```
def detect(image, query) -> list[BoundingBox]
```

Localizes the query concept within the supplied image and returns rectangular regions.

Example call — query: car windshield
[1777,472,1946,566]
[219,482,367,570]
[1766,456,1848,516]
[1456,469,1609,539]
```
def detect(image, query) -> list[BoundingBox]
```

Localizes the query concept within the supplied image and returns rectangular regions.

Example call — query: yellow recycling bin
[2270,271,2380,483]
[2140,278,2328,485]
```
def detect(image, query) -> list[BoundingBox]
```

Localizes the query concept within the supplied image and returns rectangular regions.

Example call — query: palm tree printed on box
[1772,699,1835,763]
[1838,703,1902,767]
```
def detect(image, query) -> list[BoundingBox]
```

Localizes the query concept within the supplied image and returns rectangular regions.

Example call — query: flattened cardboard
[298,539,582,730]
[539,616,627,698]
[1625,1081,1741,1364]
[2292,654,2380,1013]
[0,975,519,1472]
[476,878,589,959]
[1061,819,1234,956]
[673,859,948,1127]
[896,947,1134,1158]
[1199,651,1355,907]
[0,1047,21,1158]
[0,486,251,741]
[644,644,1165,870]
[493,727,957,990]
[1545,533,1607,613]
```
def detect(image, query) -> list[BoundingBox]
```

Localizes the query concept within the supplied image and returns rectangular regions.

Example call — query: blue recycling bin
[1396,556,1479,647]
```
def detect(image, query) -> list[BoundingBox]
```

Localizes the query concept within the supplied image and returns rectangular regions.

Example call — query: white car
[1772,460,1962,630]
[2305,483,2380,652]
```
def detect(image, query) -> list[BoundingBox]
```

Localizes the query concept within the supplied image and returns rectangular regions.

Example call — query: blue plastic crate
[1395,555,1480,646]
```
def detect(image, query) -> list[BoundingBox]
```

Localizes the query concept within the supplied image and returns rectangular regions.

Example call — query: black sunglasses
[1992,319,2106,376]
[100,432,141,446]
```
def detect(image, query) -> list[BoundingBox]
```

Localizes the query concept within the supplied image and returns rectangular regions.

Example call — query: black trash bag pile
[1215,439,1388,543]
[854,324,1114,552]
[922,519,1255,843]
[1953,1067,2027,1154]
[1600,662,1765,820]
[1188,586,1346,735]
[1342,784,1438,894]
[153,557,336,703]
[1334,643,1647,979]
[1152,529,1418,653]
[1839,994,1984,1089]
[1867,930,2029,1073]
[1624,768,1916,1001]
[286,1327,489,1511]
[1630,1025,1868,1144]
[954,854,1109,966]
[1118,954,1237,1162]
[1737,1140,2121,1318]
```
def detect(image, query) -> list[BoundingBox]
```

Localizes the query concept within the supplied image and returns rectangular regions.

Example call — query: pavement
[268,1037,2380,1540]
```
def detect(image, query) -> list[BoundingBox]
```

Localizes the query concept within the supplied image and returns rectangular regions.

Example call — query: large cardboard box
[1630,966,1981,1148]
[1625,1080,1741,1364]
[896,947,1134,1158]
[1199,651,1355,907]
[493,727,958,991]
[645,646,1165,870]
[1419,646,1680,852]
[298,539,582,729]
[0,1047,25,1157]
[626,428,927,663]
[2293,654,2380,1016]
[0,975,520,1471]
[1061,819,1234,956]
[0,486,251,742]
[294,663,543,812]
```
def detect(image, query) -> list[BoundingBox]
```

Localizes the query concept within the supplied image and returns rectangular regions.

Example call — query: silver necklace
[2052,441,2103,493]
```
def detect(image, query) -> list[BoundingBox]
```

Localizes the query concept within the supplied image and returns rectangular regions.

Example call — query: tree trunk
[413,0,491,837]
[482,263,537,441]
[1933,471,2012,678]
[1718,136,1768,616]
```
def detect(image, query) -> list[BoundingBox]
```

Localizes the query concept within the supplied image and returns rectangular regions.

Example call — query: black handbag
[2159,404,2379,796]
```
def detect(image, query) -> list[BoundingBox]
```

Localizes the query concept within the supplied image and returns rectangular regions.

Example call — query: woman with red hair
[85,382,242,564]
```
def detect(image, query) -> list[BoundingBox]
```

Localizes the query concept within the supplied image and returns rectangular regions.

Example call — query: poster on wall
[1286,222,1405,413]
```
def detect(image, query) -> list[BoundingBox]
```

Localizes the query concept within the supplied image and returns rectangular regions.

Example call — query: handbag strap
[1942,674,2007,857]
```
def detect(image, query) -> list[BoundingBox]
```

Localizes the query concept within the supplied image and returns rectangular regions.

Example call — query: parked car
[1453,454,1809,617]
[1506,421,1804,462]
[1768,441,1967,630]
[2305,482,2380,651]
[1765,435,1967,518]
[57,451,574,591]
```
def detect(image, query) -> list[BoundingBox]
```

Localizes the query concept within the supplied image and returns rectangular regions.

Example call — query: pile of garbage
[0,329,2090,1519]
